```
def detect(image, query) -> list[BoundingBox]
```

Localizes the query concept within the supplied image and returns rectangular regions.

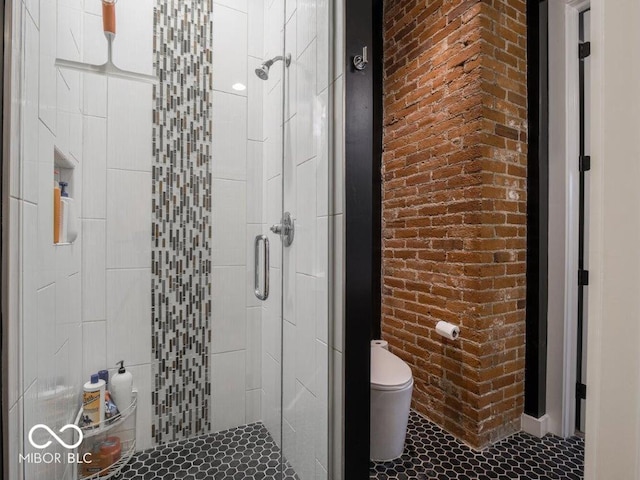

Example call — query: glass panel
[278,0,338,478]
[10,0,342,477]
[258,0,286,474]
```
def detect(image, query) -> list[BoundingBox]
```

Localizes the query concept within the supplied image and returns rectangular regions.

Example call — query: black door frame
[344,0,383,476]
[525,0,549,418]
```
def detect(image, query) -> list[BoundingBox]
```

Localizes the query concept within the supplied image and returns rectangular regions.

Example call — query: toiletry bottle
[111,361,133,410]
[83,374,106,428]
[60,182,78,243]
[81,444,110,477]
[80,436,122,477]
[98,369,120,421]
[58,182,78,244]
[53,182,61,244]
[101,436,122,465]
[59,183,68,244]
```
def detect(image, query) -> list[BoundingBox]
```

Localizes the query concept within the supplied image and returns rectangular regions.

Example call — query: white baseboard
[521,413,550,438]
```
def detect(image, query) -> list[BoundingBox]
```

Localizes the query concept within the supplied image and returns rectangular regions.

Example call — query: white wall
[9,1,86,478]
[209,0,265,433]
[7,1,154,478]
[81,0,154,453]
[546,0,568,437]
[584,0,640,478]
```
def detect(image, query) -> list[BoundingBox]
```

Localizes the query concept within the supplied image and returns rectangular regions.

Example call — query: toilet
[370,340,413,461]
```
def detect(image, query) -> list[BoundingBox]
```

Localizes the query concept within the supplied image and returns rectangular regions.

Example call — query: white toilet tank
[370,342,413,461]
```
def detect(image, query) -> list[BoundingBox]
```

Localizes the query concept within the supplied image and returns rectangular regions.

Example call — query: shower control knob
[270,224,283,234]
[270,212,295,247]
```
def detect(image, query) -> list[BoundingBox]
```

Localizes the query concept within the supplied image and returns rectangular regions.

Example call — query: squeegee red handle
[102,1,116,35]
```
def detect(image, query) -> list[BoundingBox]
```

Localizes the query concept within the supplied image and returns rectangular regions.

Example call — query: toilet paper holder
[435,321,460,340]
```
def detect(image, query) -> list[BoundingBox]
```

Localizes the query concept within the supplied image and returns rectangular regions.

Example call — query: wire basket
[74,391,137,479]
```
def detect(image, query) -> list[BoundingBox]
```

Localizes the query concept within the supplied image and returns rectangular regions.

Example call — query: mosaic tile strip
[151,0,213,445]
[370,411,585,480]
[119,423,298,480]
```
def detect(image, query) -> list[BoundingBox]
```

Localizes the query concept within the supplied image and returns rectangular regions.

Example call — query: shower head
[254,54,291,81]
[255,63,271,80]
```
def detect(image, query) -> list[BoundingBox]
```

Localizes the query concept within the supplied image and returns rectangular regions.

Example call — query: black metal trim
[575,9,590,432]
[343,0,383,476]
[579,155,591,172]
[579,42,591,59]
[576,382,587,400]
[371,0,383,343]
[525,0,549,419]
[578,269,589,286]
[1,0,6,475]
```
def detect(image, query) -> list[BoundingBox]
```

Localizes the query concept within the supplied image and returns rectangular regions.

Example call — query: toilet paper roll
[371,339,389,350]
[435,321,460,341]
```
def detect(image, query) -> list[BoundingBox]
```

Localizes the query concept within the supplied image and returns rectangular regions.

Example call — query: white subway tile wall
[9,1,155,477]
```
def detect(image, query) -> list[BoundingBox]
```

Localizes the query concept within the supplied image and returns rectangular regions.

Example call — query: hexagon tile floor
[116,412,583,480]
[117,422,298,480]
[370,411,585,480]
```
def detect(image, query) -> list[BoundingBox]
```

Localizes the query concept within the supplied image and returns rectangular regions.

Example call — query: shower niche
[53,148,78,245]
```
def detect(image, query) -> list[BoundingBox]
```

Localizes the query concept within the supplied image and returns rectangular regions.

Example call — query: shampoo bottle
[82,374,105,428]
[111,361,133,410]
[59,182,77,244]
[98,369,120,421]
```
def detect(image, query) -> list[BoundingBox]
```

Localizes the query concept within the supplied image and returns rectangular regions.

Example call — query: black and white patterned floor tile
[118,423,298,480]
[370,411,584,480]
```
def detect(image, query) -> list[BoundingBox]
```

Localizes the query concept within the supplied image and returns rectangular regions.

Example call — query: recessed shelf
[53,148,78,245]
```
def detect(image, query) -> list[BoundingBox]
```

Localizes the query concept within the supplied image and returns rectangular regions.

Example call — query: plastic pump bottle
[110,361,133,410]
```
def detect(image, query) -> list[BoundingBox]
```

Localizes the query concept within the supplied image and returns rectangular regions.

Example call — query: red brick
[382,0,527,449]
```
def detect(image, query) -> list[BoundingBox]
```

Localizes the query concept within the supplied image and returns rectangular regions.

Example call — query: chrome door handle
[254,235,269,301]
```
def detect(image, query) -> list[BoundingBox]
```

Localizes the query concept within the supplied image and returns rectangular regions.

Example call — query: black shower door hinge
[576,382,587,400]
[579,156,591,172]
[579,42,591,59]
[578,269,589,286]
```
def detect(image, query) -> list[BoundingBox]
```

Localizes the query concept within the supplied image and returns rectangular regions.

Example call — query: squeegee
[55,0,157,84]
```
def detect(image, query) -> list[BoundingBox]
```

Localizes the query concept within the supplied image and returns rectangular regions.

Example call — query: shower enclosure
[4,0,344,478]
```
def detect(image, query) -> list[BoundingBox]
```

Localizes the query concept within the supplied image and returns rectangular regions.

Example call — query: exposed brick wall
[382,0,527,449]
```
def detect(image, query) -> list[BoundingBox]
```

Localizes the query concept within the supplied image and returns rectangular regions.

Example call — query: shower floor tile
[370,411,584,480]
[118,422,298,480]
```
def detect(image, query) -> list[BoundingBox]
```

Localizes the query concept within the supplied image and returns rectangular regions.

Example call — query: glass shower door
[257,0,335,478]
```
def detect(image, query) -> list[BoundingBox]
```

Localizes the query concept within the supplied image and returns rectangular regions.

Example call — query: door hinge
[578,269,589,286]
[579,42,591,59]
[576,382,587,400]
[579,156,591,172]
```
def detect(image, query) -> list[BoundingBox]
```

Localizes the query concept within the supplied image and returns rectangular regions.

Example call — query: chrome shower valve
[270,212,295,247]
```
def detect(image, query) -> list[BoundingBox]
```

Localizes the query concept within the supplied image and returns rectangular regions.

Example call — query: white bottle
[83,374,106,428]
[111,361,134,410]
[61,197,78,243]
